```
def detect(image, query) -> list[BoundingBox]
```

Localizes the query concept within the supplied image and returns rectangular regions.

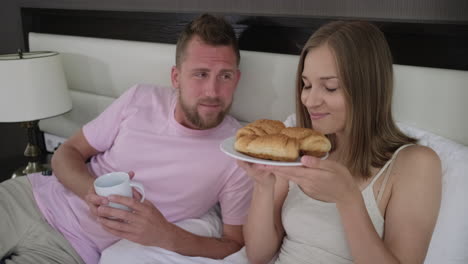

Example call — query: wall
[0,0,467,170]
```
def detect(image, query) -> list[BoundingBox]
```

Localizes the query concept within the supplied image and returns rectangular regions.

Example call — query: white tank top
[275,144,413,264]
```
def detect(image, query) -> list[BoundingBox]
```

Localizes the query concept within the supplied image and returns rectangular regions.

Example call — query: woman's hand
[264,156,359,204]
[237,160,276,189]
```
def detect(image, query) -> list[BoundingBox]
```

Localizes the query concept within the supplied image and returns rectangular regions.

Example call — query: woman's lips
[309,112,328,120]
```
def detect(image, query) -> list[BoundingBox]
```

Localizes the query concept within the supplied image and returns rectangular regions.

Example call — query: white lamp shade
[0,51,72,122]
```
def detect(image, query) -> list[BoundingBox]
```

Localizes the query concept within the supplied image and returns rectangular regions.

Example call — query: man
[0,14,252,264]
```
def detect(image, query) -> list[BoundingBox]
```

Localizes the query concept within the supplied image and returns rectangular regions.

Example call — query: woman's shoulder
[393,144,441,185]
[398,144,440,165]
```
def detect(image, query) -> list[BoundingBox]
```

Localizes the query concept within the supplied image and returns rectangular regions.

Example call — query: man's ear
[235,69,242,85]
[171,66,180,89]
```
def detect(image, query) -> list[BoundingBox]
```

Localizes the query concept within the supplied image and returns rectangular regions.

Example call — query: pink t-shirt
[28,84,253,264]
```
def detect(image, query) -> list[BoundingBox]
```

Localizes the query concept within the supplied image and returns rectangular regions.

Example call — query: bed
[23,8,468,263]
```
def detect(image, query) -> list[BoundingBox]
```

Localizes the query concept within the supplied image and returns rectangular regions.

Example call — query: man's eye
[221,73,233,80]
[195,72,208,78]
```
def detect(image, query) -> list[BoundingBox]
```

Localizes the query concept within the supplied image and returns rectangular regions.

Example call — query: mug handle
[129,181,145,202]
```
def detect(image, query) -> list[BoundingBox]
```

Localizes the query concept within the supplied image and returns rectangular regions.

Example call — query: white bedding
[99,205,250,264]
[101,242,249,264]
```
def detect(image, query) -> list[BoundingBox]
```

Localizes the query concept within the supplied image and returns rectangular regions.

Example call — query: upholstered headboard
[29,32,468,146]
[22,8,468,146]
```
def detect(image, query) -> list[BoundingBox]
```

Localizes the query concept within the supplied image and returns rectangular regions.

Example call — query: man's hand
[96,190,176,249]
[85,184,108,218]
[85,171,136,219]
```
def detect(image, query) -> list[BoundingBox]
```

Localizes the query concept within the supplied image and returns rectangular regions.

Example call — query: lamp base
[11,162,49,179]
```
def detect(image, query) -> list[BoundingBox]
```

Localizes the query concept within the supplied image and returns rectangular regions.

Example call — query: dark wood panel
[21,8,468,70]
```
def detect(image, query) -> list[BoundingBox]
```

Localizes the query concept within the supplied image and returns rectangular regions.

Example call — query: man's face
[171,36,240,130]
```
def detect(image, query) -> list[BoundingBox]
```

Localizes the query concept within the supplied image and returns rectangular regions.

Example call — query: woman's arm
[238,161,289,264]
[338,145,441,263]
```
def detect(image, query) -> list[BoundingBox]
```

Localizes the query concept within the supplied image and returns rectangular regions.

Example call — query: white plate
[220,136,329,166]
[220,136,310,166]
[220,136,302,166]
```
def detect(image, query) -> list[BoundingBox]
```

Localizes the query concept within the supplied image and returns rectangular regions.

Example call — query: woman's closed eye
[325,86,338,92]
[325,79,339,92]
[302,84,337,92]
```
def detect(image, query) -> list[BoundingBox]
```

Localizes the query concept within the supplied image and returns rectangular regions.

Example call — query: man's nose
[204,77,220,97]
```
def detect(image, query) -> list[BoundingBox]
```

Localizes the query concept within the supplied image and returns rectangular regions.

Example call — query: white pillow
[397,123,468,264]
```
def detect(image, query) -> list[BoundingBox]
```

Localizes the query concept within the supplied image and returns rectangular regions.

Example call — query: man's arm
[52,129,100,200]
[168,223,243,259]
[97,195,244,259]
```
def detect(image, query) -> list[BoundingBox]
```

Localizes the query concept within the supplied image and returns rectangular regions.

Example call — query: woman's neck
[329,132,348,163]
[330,132,379,189]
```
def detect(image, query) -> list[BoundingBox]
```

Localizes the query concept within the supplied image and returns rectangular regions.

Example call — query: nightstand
[0,154,52,182]
[0,155,27,182]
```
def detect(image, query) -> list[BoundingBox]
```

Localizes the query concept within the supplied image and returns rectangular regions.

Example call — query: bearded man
[0,14,252,264]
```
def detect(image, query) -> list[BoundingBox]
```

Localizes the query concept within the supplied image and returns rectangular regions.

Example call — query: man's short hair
[175,14,240,67]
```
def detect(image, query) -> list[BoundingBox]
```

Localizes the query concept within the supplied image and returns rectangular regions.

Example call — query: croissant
[236,119,285,139]
[280,127,331,157]
[234,119,331,161]
[235,134,299,162]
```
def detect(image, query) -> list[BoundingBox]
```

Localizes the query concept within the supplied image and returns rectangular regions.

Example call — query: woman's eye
[326,87,337,92]
[303,84,312,90]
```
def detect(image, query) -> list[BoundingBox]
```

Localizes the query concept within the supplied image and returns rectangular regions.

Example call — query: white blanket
[99,205,252,264]
[100,241,249,264]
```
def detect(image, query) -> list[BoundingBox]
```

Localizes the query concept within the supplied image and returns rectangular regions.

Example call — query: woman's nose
[304,88,323,108]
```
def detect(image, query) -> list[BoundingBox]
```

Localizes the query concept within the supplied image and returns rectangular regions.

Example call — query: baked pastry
[280,127,331,157]
[234,119,331,161]
[235,134,299,162]
[236,119,285,139]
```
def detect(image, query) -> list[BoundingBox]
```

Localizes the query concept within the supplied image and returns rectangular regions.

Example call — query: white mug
[94,172,145,211]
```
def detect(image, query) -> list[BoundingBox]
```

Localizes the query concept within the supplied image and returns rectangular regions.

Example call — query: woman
[239,21,441,264]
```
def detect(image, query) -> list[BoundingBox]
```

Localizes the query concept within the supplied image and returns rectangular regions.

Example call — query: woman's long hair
[296,21,416,178]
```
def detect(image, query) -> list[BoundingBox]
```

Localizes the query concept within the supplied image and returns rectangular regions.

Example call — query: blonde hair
[295,21,416,178]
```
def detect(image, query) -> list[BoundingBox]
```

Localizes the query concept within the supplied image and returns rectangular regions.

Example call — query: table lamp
[0,50,72,178]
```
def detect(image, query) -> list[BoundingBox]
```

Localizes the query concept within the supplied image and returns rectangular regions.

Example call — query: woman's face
[301,45,347,135]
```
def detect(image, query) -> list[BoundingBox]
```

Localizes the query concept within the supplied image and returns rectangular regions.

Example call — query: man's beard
[179,94,231,129]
